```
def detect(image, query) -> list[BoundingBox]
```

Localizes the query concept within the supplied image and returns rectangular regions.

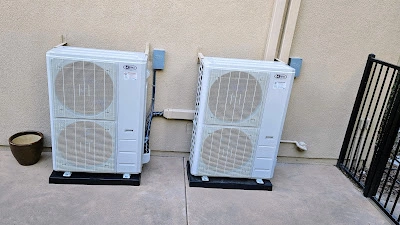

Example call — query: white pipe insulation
[280,140,307,151]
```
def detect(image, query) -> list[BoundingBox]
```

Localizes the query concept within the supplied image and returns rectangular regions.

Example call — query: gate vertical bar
[337,54,375,165]
[347,62,379,172]
[365,69,400,197]
[356,66,395,182]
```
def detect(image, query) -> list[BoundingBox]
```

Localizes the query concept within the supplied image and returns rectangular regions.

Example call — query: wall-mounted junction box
[152,49,165,70]
[289,57,302,78]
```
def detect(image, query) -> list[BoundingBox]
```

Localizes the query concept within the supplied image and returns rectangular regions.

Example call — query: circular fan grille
[57,121,113,168]
[55,61,113,115]
[208,71,262,122]
[201,128,253,173]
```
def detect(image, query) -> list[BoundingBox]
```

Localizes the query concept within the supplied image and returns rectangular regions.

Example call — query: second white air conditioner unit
[46,46,149,176]
[190,57,295,180]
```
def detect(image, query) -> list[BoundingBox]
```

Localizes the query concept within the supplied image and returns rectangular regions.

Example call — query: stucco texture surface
[0,0,399,160]
[0,0,272,147]
[279,0,400,159]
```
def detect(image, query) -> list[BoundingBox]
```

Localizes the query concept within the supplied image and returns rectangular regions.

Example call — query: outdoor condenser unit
[46,46,149,177]
[189,57,295,180]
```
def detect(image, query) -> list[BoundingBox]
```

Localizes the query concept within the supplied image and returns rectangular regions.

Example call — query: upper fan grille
[52,60,116,120]
[206,70,265,126]
[54,119,115,173]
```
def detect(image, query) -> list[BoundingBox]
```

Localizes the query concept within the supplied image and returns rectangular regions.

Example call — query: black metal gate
[337,54,400,224]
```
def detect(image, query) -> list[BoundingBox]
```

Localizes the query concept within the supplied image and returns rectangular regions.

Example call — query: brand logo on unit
[274,74,287,79]
[123,65,137,70]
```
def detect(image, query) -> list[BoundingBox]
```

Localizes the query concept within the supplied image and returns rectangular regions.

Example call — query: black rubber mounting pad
[186,161,272,191]
[49,171,140,186]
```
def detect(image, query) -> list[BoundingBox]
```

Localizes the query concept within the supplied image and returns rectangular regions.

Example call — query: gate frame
[337,54,400,224]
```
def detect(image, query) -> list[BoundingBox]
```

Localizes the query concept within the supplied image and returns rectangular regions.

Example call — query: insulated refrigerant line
[144,69,163,152]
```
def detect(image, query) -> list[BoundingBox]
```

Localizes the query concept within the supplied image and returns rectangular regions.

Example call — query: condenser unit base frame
[49,170,140,186]
[186,161,272,191]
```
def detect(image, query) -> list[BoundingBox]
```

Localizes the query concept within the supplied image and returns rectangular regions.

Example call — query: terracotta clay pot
[9,131,44,166]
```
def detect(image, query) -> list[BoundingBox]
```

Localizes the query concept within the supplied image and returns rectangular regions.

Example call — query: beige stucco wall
[0,0,273,146]
[0,1,399,161]
[278,0,400,159]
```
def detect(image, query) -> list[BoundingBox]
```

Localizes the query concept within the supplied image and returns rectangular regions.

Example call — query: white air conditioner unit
[190,57,295,180]
[46,46,149,176]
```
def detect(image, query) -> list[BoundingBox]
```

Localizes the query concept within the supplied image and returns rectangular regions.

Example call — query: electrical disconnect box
[152,49,165,70]
[289,57,302,78]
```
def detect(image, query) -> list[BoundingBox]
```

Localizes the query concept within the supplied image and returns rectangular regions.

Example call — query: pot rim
[9,131,44,147]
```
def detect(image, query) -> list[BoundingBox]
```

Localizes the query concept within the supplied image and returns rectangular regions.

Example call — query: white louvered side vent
[189,62,204,165]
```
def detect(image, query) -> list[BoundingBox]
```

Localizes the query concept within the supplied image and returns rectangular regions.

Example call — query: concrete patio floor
[0,150,392,225]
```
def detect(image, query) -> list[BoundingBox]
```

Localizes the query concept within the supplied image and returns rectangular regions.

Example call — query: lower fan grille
[54,119,116,173]
[198,127,258,178]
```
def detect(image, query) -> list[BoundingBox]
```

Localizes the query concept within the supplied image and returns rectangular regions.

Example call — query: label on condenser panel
[272,73,289,89]
[118,62,141,140]
[273,81,286,89]
[121,64,138,81]
[123,72,137,80]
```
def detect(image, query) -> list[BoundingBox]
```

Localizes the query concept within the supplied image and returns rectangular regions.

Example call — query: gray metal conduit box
[289,57,302,78]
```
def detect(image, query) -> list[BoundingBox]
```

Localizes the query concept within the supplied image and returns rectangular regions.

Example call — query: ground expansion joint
[183,157,189,225]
